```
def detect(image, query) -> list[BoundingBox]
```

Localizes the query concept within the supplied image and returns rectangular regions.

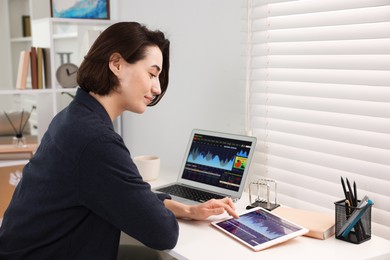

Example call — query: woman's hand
[189,197,239,220]
[164,197,239,220]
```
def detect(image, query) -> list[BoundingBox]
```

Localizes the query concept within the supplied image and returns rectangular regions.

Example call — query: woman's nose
[151,78,161,95]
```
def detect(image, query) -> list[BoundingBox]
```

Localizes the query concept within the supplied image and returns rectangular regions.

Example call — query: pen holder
[334,200,372,244]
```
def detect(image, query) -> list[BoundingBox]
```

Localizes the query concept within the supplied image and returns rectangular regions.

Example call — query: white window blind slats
[251,68,389,86]
[270,175,390,227]
[245,0,390,240]
[251,117,390,151]
[252,55,390,70]
[267,6,390,29]
[253,146,390,208]
[264,166,340,203]
[251,81,390,103]
[267,0,390,16]
[252,39,390,55]
[271,173,390,230]
[252,22,390,42]
[251,157,390,217]
[250,131,390,185]
[250,156,390,237]
[255,130,390,169]
[251,94,390,118]
[374,209,390,229]
[251,106,390,135]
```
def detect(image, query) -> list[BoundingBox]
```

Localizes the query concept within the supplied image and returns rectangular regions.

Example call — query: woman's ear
[109,53,122,76]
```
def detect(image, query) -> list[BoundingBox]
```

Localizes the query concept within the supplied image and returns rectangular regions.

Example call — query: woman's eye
[150,73,157,78]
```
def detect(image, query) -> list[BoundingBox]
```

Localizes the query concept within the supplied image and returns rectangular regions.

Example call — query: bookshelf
[6,0,50,88]
[0,0,49,140]
[0,17,121,142]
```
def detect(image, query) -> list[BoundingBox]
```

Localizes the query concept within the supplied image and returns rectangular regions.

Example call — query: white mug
[133,155,160,181]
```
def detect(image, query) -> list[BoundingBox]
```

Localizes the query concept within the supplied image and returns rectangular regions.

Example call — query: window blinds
[243,0,390,240]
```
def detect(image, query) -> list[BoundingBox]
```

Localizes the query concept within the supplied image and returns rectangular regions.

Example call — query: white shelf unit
[7,0,50,88]
[31,18,116,90]
[0,18,122,142]
[0,0,50,139]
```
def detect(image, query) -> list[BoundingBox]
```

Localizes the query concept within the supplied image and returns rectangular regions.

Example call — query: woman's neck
[89,91,123,121]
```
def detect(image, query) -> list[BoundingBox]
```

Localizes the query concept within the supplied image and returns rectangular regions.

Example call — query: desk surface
[149,171,390,260]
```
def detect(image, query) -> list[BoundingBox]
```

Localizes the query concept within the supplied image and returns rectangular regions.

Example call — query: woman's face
[117,46,163,114]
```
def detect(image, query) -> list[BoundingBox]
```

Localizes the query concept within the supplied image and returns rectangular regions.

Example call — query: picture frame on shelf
[50,0,110,20]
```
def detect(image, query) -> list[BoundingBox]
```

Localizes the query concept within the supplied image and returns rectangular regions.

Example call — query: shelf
[0,88,78,95]
[55,88,78,93]
[0,89,54,95]
[53,32,78,40]
[37,17,117,26]
[10,37,32,43]
[2,16,118,143]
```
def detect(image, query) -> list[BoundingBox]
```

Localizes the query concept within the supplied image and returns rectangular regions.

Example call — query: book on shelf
[35,47,51,89]
[37,47,44,89]
[30,47,38,89]
[22,15,31,37]
[273,206,335,240]
[15,50,30,90]
[42,48,52,89]
[0,144,38,160]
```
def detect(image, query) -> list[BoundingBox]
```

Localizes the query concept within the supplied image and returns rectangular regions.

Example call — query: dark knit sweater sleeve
[77,134,179,250]
[156,192,172,201]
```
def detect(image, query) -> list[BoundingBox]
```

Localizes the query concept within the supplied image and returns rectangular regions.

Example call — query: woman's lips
[145,96,153,104]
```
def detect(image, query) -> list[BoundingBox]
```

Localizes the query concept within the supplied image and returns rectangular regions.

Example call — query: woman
[0,22,237,260]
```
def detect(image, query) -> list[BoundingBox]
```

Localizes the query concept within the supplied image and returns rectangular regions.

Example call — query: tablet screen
[211,207,308,251]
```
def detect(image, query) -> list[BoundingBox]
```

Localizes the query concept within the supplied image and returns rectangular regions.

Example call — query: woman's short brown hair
[77,22,170,106]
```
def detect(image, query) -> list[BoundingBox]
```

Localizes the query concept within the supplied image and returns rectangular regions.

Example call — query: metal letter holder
[248,178,280,211]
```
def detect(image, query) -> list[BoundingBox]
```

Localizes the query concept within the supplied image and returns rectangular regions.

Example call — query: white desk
[146,171,390,260]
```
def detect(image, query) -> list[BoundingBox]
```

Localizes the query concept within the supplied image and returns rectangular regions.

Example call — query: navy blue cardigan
[0,88,178,259]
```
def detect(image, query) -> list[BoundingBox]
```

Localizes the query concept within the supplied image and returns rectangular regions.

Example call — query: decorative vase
[13,135,27,148]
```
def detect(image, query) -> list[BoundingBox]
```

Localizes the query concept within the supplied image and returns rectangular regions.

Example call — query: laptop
[154,129,257,204]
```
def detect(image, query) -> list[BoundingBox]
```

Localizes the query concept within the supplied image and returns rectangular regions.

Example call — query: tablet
[211,207,309,251]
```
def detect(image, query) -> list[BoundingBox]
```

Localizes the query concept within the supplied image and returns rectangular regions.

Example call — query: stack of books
[0,144,38,160]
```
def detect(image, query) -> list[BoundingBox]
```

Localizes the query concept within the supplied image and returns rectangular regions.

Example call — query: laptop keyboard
[156,184,225,202]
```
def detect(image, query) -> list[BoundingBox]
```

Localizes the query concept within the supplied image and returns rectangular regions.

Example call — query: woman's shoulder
[47,103,118,150]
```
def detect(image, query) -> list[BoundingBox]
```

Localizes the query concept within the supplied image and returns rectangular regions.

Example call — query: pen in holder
[247,178,280,211]
[334,197,373,244]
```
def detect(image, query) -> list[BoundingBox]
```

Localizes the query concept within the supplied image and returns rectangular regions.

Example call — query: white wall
[0,0,15,111]
[117,1,245,173]
[0,0,13,89]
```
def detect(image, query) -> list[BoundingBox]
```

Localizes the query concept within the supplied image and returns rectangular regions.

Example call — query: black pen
[346,178,356,207]
[341,177,348,200]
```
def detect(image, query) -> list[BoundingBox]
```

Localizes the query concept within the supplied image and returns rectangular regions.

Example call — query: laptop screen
[181,132,254,192]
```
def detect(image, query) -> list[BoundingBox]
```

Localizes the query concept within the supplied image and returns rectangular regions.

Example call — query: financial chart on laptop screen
[182,133,253,192]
